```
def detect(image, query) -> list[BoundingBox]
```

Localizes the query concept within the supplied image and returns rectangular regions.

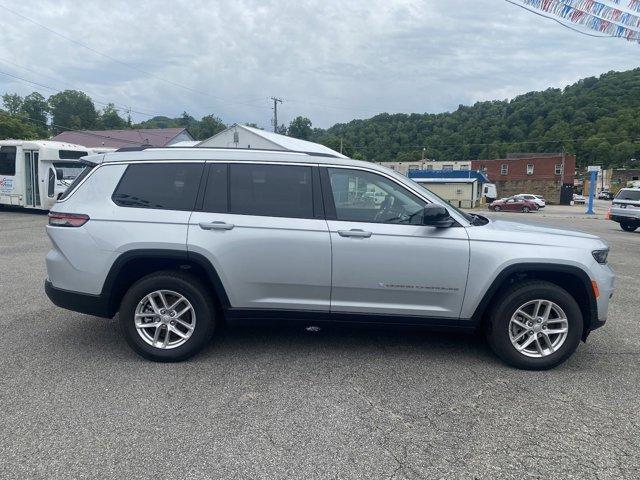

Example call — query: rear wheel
[522,206,530,213]
[485,281,583,370]
[119,271,216,361]
[620,221,638,232]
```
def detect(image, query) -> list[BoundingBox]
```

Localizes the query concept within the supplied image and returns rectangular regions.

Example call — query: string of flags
[516,0,640,43]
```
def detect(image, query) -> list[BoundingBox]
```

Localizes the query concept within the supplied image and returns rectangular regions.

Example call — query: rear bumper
[45,280,113,318]
[610,214,640,223]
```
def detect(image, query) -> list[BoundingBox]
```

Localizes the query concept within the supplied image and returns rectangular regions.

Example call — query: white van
[0,140,90,210]
[482,183,497,202]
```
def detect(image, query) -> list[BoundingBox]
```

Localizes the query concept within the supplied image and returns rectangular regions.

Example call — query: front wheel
[493,205,501,212]
[485,281,583,370]
[620,221,638,232]
[119,271,216,361]
[522,206,530,213]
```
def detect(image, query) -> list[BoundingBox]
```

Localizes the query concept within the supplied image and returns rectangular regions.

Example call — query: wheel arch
[472,263,597,341]
[102,249,230,317]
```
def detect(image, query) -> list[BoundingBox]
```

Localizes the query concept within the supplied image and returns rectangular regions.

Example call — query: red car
[489,196,539,213]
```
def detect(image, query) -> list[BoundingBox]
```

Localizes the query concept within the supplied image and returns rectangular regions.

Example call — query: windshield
[53,162,86,180]
[409,179,475,223]
[616,189,640,201]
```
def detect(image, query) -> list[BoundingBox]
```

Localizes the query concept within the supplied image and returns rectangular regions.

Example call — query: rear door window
[228,163,314,218]
[112,163,204,210]
[616,189,640,201]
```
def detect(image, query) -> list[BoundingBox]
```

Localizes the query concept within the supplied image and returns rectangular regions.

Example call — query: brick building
[471,153,576,204]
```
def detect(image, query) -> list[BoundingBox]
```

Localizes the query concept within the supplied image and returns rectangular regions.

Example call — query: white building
[377,160,471,175]
[412,177,480,208]
[197,124,346,157]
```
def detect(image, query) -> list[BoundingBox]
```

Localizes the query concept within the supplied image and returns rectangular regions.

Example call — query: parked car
[515,194,546,208]
[598,190,614,200]
[489,196,539,213]
[45,147,614,370]
[607,187,640,232]
[573,194,586,205]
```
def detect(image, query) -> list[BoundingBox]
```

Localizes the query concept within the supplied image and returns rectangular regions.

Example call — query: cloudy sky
[0,0,638,129]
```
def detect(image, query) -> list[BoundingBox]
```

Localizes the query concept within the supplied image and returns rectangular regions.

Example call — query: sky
[0,0,639,130]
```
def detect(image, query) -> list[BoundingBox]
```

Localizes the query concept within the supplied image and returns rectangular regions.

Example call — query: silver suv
[45,148,615,369]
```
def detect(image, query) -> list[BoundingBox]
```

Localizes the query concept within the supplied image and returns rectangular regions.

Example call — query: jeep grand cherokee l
[45,147,615,370]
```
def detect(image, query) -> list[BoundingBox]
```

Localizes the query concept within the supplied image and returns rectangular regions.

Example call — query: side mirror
[422,203,455,228]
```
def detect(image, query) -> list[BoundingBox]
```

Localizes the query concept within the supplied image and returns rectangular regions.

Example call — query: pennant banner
[519,0,640,42]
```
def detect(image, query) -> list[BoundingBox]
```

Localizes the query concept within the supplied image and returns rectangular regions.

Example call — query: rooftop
[52,127,191,149]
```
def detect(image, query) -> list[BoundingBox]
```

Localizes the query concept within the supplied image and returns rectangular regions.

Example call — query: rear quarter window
[58,164,94,200]
[112,162,204,211]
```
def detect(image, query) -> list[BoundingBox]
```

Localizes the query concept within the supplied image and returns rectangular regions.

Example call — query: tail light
[48,212,90,227]
[605,208,611,220]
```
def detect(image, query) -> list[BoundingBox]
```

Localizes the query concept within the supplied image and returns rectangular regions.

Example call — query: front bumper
[45,280,113,318]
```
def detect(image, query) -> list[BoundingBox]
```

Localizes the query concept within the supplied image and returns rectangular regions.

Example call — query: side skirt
[224,308,479,333]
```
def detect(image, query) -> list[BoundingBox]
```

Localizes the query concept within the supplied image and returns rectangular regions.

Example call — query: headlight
[592,249,609,264]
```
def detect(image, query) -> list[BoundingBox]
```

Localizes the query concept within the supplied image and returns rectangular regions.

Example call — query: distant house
[197,124,346,157]
[409,170,490,208]
[52,127,193,149]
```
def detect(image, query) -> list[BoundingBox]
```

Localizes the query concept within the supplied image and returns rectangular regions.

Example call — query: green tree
[98,103,127,130]
[193,114,226,140]
[21,92,49,136]
[1,93,23,116]
[48,90,97,133]
[0,111,38,139]
[288,116,312,140]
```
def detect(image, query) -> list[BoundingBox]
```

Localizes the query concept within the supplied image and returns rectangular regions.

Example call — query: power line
[0,3,234,104]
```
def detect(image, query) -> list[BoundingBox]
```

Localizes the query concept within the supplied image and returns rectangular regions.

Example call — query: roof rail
[115,146,150,152]
[113,145,341,158]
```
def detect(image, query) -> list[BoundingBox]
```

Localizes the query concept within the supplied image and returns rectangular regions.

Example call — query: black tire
[620,222,638,232]
[485,281,583,370]
[119,270,216,362]
[522,206,530,213]
[493,205,501,212]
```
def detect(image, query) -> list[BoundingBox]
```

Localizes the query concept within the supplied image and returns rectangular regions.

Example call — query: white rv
[0,140,90,210]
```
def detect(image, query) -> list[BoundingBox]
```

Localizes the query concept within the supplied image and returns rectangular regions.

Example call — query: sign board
[587,165,601,172]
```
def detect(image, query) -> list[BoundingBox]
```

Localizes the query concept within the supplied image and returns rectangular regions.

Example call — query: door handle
[338,229,372,238]
[199,221,235,231]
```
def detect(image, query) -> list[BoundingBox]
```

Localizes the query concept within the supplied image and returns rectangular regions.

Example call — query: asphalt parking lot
[1,202,639,479]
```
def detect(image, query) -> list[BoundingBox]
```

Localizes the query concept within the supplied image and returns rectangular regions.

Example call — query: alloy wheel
[134,290,196,349]
[508,299,569,358]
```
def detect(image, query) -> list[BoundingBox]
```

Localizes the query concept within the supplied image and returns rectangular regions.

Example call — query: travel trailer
[0,140,90,210]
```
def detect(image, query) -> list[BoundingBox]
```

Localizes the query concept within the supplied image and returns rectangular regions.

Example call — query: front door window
[327,168,426,224]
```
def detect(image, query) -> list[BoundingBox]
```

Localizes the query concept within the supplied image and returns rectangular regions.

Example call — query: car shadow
[55,315,497,367]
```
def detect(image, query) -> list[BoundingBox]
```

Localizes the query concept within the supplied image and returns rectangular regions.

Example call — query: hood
[467,218,606,250]
[487,219,598,240]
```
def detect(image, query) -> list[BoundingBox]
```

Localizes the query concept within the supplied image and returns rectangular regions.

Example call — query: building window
[500,164,508,175]
[459,164,469,170]
[526,164,534,175]
[408,165,420,171]
[442,165,453,171]
[425,165,433,171]
[555,164,563,175]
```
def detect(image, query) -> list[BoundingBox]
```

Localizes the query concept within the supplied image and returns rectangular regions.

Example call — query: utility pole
[270,97,283,133]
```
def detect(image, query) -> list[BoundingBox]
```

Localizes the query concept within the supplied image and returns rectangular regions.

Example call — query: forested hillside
[312,69,640,168]
[2,68,640,167]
